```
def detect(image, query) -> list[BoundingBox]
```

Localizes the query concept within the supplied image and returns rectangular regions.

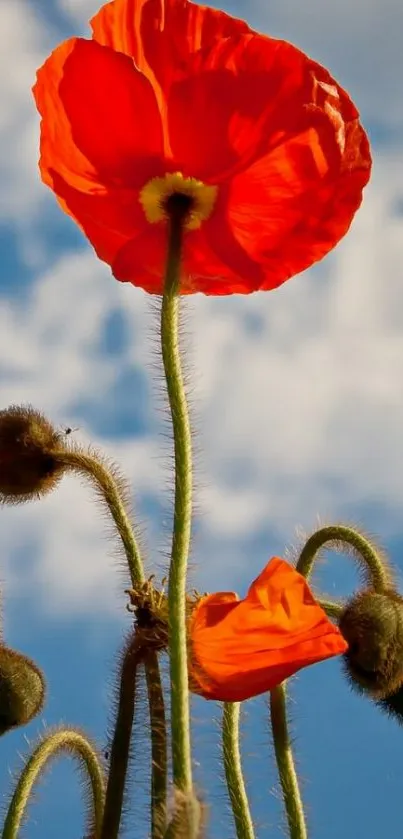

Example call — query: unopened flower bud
[339,590,403,699]
[0,645,45,735]
[0,405,65,503]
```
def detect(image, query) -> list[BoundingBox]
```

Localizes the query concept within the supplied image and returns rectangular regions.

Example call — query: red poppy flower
[189,557,347,701]
[33,0,371,295]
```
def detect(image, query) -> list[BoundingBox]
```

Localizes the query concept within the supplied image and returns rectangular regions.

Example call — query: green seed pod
[0,405,65,503]
[339,590,403,699]
[0,645,45,734]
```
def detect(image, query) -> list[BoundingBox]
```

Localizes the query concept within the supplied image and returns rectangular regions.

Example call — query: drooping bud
[339,589,403,699]
[0,405,65,504]
[0,644,46,734]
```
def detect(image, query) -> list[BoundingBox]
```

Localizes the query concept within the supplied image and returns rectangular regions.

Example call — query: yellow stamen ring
[139,172,217,230]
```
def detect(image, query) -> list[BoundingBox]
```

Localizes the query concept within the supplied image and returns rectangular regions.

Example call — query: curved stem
[2,729,105,839]
[270,684,307,839]
[160,213,193,793]
[296,525,390,592]
[145,652,168,839]
[57,449,145,587]
[319,599,343,621]
[59,435,168,834]
[101,632,143,839]
[222,703,255,839]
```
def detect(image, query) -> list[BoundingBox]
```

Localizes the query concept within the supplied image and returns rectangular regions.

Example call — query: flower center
[139,172,217,230]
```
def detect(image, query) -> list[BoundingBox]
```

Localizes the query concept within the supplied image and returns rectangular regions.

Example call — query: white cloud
[1,149,403,612]
[0,438,165,621]
[60,0,101,23]
[191,153,403,544]
[1,0,403,616]
[0,253,168,615]
[251,0,403,130]
[0,1,57,222]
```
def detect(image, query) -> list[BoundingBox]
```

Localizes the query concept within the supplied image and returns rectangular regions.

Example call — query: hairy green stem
[160,212,193,794]
[145,652,168,839]
[57,449,145,587]
[162,795,202,839]
[222,703,255,839]
[296,525,390,592]
[319,599,343,620]
[2,729,105,839]
[58,444,168,835]
[101,633,142,839]
[270,684,307,839]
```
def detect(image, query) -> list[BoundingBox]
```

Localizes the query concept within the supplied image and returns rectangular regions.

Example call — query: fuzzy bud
[339,590,403,699]
[0,405,65,503]
[0,644,46,734]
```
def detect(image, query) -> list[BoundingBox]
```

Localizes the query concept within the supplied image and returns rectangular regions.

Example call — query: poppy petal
[90,0,251,91]
[167,33,370,292]
[112,220,250,294]
[184,209,263,295]
[223,130,369,291]
[167,34,323,181]
[35,3,371,296]
[256,169,370,292]
[190,557,347,701]
[168,34,370,268]
[33,37,164,190]
[112,226,169,293]
[48,171,147,264]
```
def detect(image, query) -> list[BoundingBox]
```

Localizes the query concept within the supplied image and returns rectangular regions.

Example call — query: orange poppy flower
[189,557,347,701]
[33,0,371,295]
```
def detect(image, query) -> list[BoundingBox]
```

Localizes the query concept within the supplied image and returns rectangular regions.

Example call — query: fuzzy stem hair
[145,652,168,838]
[160,211,193,796]
[162,790,203,839]
[1,728,105,839]
[319,599,343,620]
[56,448,145,587]
[222,702,255,839]
[296,524,392,592]
[101,632,143,839]
[270,684,307,839]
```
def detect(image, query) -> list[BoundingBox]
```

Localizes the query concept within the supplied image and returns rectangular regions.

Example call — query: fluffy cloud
[59,0,100,21]
[1,0,403,616]
[0,1,55,222]
[2,148,403,611]
[251,0,403,130]
[193,155,403,540]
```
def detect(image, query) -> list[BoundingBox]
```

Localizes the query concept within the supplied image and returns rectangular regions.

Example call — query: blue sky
[1,0,403,836]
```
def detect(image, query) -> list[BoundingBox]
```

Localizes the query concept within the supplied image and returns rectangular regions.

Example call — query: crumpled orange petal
[189,557,348,702]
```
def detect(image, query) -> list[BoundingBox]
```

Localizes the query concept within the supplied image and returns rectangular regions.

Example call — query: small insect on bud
[339,590,403,699]
[0,645,46,735]
[0,405,66,504]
